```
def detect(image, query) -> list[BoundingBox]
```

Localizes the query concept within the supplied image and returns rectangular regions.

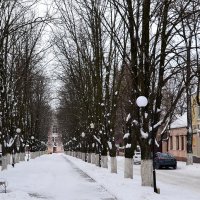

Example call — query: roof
[170,112,187,129]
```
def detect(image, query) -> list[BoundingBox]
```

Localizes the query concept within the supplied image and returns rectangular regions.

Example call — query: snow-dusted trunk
[141,160,153,186]
[82,152,85,161]
[110,156,117,173]
[6,154,11,165]
[1,156,7,170]
[186,153,193,165]
[20,153,25,161]
[91,153,96,164]
[124,158,133,178]
[87,153,92,163]
[101,155,108,168]
[22,153,26,161]
[11,153,15,165]
[15,153,20,163]
[95,154,100,166]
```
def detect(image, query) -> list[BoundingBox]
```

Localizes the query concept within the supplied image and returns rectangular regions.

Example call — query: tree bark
[141,160,153,186]
[124,157,133,179]
[110,156,117,173]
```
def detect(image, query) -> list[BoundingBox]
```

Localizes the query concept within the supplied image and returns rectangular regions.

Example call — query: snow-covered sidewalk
[0,153,200,200]
[0,153,116,200]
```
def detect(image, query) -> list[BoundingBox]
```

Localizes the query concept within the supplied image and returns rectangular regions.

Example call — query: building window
[181,136,184,150]
[53,126,57,133]
[170,136,173,150]
[176,136,179,150]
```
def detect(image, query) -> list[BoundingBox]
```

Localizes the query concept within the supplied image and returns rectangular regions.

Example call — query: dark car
[154,152,177,169]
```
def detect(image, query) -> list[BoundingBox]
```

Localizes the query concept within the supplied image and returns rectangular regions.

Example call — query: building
[191,94,200,162]
[47,118,64,153]
[164,107,200,162]
[165,113,187,161]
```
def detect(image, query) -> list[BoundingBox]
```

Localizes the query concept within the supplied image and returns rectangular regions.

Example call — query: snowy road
[0,154,117,200]
[117,157,200,195]
[1,154,200,200]
[133,161,200,194]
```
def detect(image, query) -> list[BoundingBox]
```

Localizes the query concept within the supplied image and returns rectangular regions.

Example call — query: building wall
[47,134,64,153]
[167,127,187,161]
[161,94,200,162]
[193,133,200,161]
[164,126,200,162]
[47,117,64,153]
[191,94,200,160]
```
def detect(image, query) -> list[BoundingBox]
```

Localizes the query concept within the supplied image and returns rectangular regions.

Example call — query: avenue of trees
[0,0,52,157]
[53,0,200,187]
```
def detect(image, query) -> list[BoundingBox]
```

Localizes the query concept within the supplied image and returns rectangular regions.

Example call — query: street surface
[0,154,200,200]
[0,154,117,200]
[117,157,200,194]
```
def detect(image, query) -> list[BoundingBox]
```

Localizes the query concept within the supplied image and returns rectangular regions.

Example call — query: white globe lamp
[136,96,148,107]
[16,128,21,133]
[90,123,94,129]
[81,132,85,138]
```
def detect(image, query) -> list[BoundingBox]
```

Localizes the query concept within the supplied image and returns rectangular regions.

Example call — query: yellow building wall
[191,94,200,158]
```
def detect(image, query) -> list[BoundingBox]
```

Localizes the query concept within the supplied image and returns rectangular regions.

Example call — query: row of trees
[0,1,52,156]
[53,0,200,187]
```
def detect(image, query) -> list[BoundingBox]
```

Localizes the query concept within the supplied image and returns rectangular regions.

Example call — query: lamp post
[81,132,86,161]
[136,96,158,193]
[16,128,21,152]
[89,123,95,163]
[90,123,94,129]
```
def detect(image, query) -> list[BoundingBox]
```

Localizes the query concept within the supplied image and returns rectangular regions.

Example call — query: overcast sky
[35,0,62,110]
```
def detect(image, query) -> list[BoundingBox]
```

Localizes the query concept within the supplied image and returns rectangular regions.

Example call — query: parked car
[133,151,141,164]
[154,152,177,169]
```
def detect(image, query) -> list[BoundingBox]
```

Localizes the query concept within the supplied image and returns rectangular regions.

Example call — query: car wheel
[173,165,177,169]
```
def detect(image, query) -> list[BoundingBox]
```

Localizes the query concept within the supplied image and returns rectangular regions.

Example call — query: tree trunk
[6,154,11,165]
[124,157,133,178]
[186,153,193,165]
[91,153,96,164]
[1,156,7,171]
[101,155,108,168]
[87,153,92,163]
[110,156,117,173]
[141,160,153,186]
[95,153,100,166]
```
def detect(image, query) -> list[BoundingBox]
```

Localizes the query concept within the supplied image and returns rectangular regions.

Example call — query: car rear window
[158,153,174,158]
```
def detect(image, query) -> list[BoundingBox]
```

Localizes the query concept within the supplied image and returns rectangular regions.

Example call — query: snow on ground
[0,153,200,200]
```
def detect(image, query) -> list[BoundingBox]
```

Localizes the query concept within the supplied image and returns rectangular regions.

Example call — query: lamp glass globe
[136,96,148,107]
[90,123,94,129]
[16,128,21,133]
[81,132,85,137]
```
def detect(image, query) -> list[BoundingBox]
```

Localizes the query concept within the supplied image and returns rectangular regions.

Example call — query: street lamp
[81,132,86,161]
[16,128,21,152]
[16,128,21,134]
[136,96,148,107]
[90,123,94,129]
[89,123,95,163]
[136,96,158,193]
